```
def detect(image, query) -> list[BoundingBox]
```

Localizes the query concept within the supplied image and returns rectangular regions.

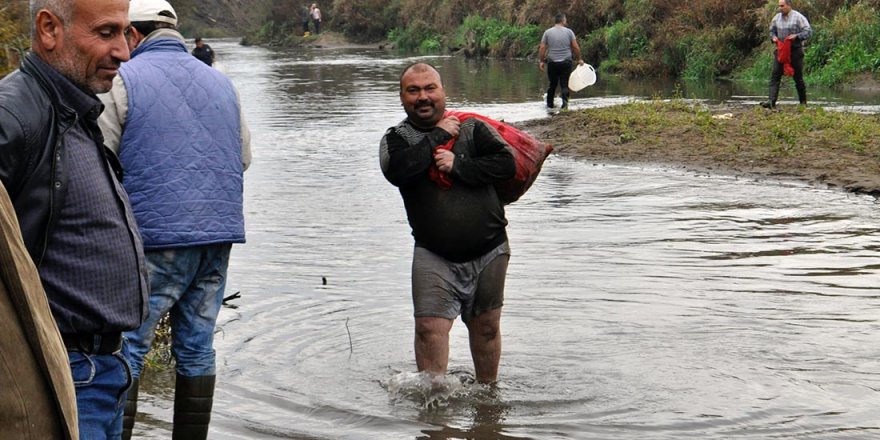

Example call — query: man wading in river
[380,63,516,383]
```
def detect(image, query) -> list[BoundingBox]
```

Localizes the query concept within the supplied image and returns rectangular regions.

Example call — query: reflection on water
[129,40,880,439]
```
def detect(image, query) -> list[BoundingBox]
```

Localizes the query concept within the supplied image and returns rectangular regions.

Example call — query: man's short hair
[398,62,441,90]
[131,21,174,37]
[29,0,72,39]
[554,13,566,24]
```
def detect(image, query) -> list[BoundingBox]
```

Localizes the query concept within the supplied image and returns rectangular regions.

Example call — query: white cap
[129,0,178,26]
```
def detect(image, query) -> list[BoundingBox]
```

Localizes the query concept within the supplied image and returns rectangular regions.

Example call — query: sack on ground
[447,111,553,204]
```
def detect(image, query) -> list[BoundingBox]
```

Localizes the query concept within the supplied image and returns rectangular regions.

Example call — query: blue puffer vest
[119,37,244,249]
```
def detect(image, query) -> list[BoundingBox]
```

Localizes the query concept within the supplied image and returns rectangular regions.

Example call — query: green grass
[583,99,880,158]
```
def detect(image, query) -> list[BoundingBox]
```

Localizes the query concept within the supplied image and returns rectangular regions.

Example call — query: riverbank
[518,101,880,197]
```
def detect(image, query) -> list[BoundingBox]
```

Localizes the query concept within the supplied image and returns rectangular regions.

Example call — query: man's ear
[34,9,62,51]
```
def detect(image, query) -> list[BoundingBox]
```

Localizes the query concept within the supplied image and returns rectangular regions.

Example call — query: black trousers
[546,59,573,107]
[769,48,806,105]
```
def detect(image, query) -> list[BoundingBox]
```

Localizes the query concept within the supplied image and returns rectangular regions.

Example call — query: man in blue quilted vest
[97,0,252,438]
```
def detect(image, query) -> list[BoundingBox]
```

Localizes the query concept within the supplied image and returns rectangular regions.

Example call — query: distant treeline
[254,0,880,85]
[4,0,879,85]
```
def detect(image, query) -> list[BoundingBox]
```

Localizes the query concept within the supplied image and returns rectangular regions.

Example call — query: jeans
[125,244,231,378]
[70,340,133,440]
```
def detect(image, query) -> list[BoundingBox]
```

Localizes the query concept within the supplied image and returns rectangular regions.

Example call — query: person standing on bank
[311,3,322,34]
[98,0,252,438]
[302,4,311,35]
[761,0,812,109]
[380,63,516,383]
[0,0,149,438]
[538,13,584,110]
[191,37,215,66]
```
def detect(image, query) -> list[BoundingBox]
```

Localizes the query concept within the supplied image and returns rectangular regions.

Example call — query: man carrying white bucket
[538,13,584,110]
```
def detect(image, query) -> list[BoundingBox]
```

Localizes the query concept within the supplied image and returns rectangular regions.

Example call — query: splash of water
[387,371,473,409]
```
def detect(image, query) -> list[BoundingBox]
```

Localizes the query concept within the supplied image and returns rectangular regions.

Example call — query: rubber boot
[797,85,807,105]
[122,377,139,440]
[172,374,215,440]
[766,82,779,109]
[561,93,569,110]
[545,90,555,108]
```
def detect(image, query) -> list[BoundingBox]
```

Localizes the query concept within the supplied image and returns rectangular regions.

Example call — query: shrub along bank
[325,0,880,86]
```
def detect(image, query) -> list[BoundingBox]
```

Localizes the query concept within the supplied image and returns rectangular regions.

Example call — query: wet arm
[380,127,452,187]
[450,121,515,186]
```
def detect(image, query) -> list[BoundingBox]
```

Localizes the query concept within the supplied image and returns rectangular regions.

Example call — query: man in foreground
[761,0,812,109]
[0,0,149,437]
[98,0,251,438]
[380,63,515,383]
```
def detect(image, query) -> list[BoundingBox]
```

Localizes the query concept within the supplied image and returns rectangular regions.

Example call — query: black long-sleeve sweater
[380,117,515,262]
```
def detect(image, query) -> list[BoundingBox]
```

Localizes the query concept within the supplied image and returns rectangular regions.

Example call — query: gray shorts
[411,242,510,323]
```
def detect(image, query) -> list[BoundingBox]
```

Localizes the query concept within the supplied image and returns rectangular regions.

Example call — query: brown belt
[61,332,123,355]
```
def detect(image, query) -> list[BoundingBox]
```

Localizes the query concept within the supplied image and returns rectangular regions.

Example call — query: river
[130,40,880,439]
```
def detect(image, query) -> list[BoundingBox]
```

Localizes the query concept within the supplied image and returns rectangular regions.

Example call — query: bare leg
[466,307,502,383]
[414,316,454,376]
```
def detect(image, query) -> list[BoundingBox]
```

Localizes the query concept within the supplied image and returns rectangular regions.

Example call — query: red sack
[444,110,553,204]
[776,39,794,77]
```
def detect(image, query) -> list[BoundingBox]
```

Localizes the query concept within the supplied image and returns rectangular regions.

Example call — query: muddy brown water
[131,40,880,439]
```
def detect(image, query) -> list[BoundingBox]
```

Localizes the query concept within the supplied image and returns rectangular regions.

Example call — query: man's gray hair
[29,0,73,39]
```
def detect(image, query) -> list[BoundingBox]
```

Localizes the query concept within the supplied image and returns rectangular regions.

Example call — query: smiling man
[0,0,150,438]
[380,63,516,384]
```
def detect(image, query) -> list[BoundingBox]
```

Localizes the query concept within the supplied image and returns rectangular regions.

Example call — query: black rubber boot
[561,93,569,110]
[172,374,215,440]
[767,83,779,109]
[122,377,139,440]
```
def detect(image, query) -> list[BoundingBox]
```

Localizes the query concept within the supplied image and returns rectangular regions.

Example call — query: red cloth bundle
[428,110,553,204]
[776,39,794,77]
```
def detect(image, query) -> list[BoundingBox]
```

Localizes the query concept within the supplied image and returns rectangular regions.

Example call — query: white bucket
[569,63,596,92]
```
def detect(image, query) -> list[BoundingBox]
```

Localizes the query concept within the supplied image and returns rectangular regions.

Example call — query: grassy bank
[520,100,880,195]
[0,3,28,77]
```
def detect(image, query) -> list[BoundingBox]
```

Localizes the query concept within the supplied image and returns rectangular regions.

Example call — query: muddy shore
[518,102,880,197]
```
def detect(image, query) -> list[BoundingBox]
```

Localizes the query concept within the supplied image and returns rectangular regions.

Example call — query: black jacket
[0,53,124,266]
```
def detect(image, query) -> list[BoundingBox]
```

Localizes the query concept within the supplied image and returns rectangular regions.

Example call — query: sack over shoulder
[447,111,552,204]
